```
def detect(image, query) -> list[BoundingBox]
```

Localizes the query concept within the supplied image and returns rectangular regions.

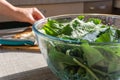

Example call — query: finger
[28,14,36,24]
[33,8,45,20]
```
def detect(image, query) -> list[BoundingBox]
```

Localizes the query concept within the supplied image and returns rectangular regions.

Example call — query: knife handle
[0,38,34,46]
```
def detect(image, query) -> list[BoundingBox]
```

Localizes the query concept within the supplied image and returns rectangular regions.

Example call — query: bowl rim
[32,13,120,44]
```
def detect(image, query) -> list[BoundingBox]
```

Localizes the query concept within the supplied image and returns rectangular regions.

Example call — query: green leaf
[43,25,58,36]
[81,43,104,66]
[103,44,120,57]
[115,29,120,40]
[95,29,113,42]
[112,45,120,57]
[48,44,77,70]
[72,20,80,28]
[78,15,85,20]
[94,45,120,73]
[61,24,73,35]
[43,19,63,36]
[94,46,114,68]
[108,56,120,73]
[88,18,101,24]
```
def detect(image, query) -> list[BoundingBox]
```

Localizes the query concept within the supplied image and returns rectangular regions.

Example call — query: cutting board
[0,26,40,52]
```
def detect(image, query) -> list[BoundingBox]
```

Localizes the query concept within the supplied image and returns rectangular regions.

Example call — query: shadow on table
[0,67,60,80]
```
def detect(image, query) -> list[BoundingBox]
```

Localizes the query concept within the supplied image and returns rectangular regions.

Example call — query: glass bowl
[32,14,120,80]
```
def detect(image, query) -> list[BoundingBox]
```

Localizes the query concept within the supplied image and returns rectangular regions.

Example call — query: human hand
[13,7,45,24]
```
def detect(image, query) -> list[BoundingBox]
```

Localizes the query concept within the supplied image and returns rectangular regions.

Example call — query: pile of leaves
[40,16,120,80]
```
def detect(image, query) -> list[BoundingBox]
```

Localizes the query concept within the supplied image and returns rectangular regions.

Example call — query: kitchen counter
[0,48,59,80]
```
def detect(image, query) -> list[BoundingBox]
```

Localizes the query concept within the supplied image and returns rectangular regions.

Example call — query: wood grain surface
[0,45,40,52]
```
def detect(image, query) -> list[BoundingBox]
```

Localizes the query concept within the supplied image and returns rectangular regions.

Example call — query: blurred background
[0,0,120,28]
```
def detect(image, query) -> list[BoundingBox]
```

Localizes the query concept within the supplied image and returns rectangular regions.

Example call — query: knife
[0,38,34,46]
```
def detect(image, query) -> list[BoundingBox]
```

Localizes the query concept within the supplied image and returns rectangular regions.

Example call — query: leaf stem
[73,58,100,80]
[92,68,109,76]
